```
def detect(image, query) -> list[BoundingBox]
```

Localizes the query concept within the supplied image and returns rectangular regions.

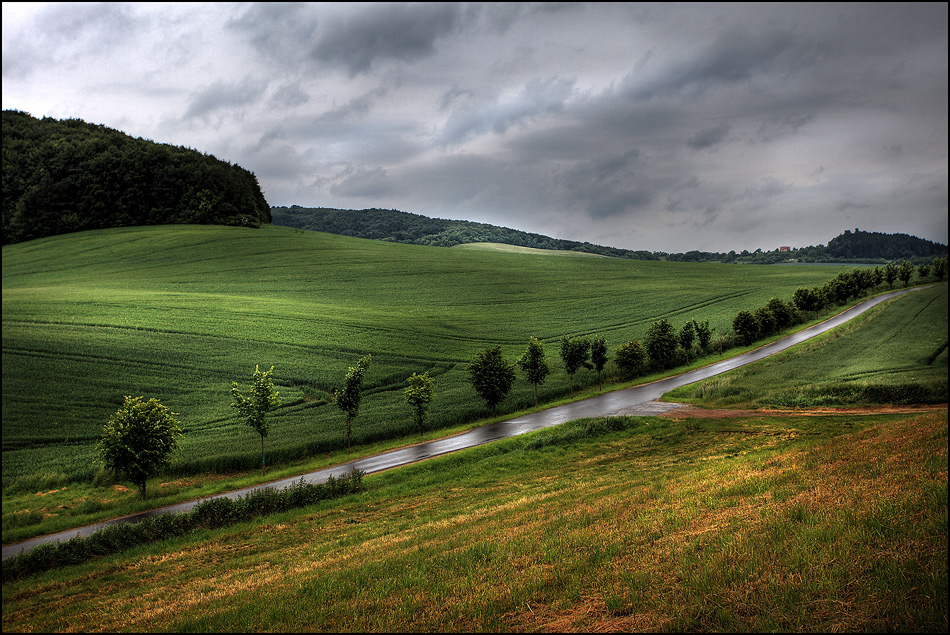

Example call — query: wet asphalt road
[2,286,929,560]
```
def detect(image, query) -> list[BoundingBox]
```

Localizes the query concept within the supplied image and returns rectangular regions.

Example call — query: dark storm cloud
[309,3,463,76]
[687,124,731,151]
[620,29,797,102]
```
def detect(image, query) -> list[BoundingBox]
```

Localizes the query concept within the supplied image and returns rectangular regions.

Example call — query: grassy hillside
[3,245,946,631]
[3,408,945,631]
[2,224,858,486]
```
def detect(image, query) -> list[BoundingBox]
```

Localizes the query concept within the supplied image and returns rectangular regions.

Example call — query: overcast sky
[3,2,947,253]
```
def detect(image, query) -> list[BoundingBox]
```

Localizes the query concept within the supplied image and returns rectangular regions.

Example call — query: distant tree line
[271,206,659,259]
[272,207,947,265]
[2,110,271,244]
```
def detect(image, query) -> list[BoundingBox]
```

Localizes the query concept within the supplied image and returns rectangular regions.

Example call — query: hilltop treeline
[2,110,271,244]
[271,206,658,259]
[272,206,947,264]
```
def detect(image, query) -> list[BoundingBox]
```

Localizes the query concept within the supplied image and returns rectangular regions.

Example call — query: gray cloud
[688,124,731,151]
[439,76,576,146]
[2,2,946,253]
[310,3,462,76]
[183,79,267,120]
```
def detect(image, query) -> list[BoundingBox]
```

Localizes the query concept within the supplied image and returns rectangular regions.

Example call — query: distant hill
[271,206,947,264]
[2,110,271,244]
[270,205,659,259]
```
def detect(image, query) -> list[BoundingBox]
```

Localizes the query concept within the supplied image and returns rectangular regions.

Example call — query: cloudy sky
[3,2,947,253]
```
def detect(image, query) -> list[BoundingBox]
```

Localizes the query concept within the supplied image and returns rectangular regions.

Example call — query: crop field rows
[2,225,874,484]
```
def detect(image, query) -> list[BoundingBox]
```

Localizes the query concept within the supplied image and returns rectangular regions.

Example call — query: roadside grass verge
[2,410,945,632]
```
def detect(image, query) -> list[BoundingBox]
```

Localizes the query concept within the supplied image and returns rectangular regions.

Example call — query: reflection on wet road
[2,286,928,559]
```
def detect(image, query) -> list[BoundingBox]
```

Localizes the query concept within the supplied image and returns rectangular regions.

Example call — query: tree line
[95,257,946,499]
[2,110,271,244]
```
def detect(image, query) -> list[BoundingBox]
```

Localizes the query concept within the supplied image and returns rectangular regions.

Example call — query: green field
[667,284,948,407]
[0,224,876,487]
[2,226,946,631]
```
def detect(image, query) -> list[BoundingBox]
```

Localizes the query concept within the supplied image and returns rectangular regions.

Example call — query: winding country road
[2,285,932,560]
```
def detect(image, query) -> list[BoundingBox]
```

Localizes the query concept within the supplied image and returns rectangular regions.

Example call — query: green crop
[2,224,855,483]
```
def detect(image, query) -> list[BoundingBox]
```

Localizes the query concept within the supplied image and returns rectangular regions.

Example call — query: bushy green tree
[932,256,948,281]
[517,336,550,406]
[337,355,372,452]
[678,321,696,362]
[96,396,182,500]
[694,320,712,356]
[733,310,759,346]
[753,306,777,338]
[882,261,898,288]
[897,260,915,287]
[614,340,648,378]
[231,365,282,475]
[793,287,820,313]
[590,336,609,389]
[645,319,677,370]
[468,346,516,416]
[560,336,592,396]
[765,297,795,331]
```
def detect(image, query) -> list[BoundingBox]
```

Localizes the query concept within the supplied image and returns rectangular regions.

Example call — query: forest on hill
[271,206,947,264]
[2,110,271,244]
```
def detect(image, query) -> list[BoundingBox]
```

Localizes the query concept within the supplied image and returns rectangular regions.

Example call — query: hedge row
[2,470,364,583]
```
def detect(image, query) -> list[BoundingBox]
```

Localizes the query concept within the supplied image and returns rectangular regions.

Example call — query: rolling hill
[271,205,948,264]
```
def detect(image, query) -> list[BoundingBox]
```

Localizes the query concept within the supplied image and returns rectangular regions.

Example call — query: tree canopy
[96,396,182,500]
[468,346,516,415]
[2,110,271,244]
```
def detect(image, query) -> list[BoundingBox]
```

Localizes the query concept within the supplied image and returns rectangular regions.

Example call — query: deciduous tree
[404,371,434,435]
[694,320,712,355]
[560,336,592,396]
[897,260,915,287]
[468,346,516,416]
[645,319,677,370]
[614,340,648,378]
[517,336,550,406]
[732,310,759,346]
[590,336,609,389]
[96,395,182,500]
[231,365,281,476]
[337,355,372,452]
[678,321,695,362]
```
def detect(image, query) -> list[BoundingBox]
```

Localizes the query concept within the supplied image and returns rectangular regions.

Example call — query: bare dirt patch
[659,403,947,419]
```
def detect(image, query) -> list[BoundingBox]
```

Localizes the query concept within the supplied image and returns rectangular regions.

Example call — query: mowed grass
[2,409,945,632]
[667,283,949,408]
[2,224,852,487]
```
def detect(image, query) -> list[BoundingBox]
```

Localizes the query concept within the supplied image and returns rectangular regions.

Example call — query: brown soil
[659,403,948,419]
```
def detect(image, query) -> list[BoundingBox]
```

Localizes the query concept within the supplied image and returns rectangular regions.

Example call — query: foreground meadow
[2,224,849,490]
[2,408,945,632]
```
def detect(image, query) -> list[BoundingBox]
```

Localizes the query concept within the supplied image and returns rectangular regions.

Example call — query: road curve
[2,285,932,560]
